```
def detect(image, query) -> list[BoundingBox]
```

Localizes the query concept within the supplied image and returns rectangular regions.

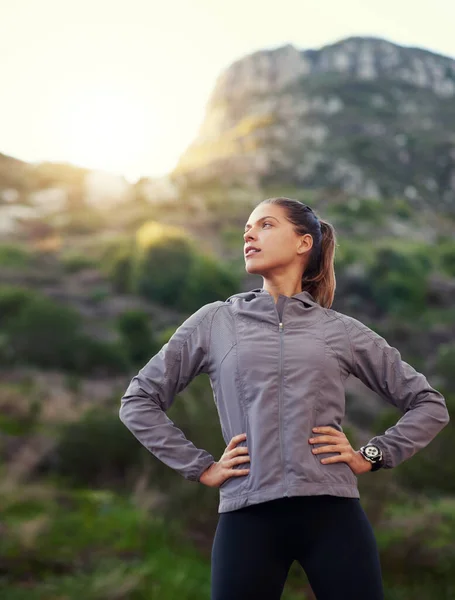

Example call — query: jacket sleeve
[119,302,221,482]
[344,315,450,469]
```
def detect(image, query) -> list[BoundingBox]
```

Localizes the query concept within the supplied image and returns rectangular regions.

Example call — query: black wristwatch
[359,444,384,472]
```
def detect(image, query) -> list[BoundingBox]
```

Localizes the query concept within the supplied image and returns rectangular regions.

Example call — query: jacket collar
[253,287,316,305]
[227,287,317,306]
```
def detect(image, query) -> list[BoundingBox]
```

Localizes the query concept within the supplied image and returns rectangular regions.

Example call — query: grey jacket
[119,287,450,513]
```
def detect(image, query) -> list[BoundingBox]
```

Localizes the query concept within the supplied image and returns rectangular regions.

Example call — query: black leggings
[211,495,384,600]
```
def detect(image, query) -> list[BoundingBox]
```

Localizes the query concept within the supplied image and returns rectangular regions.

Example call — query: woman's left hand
[308,426,373,475]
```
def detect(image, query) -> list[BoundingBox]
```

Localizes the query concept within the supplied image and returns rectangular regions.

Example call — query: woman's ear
[297,233,313,254]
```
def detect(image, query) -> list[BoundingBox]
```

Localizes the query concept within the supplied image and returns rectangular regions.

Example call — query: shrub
[100,222,240,310]
[367,243,433,316]
[72,336,131,375]
[177,252,240,312]
[116,309,158,367]
[0,285,130,374]
[2,292,82,369]
[60,252,96,273]
[0,243,32,268]
[48,407,149,487]
[0,286,38,326]
[100,238,134,293]
[435,344,455,392]
[437,240,455,277]
[131,221,197,307]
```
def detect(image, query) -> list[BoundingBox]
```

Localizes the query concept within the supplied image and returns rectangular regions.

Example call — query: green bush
[0,285,130,374]
[72,336,131,375]
[367,243,433,316]
[100,239,134,293]
[333,238,374,273]
[0,243,32,268]
[377,496,455,596]
[48,408,148,488]
[437,240,455,277]
[116,309,158,367]
[435,344,455,392]
[2,291,82,369]
[100,221,239,310]
[130,221,196,307]
[0,286,39,325]
[339,196,384,221]
[220,225,244,252]
[177,253,240,312]
[392,197,414,220]
[60,252,96,273]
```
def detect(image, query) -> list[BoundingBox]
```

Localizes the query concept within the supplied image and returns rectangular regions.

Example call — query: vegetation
[0,179,454,599]
[0,286,130,375]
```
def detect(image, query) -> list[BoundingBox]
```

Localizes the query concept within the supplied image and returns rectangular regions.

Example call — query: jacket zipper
[278,317,289,496]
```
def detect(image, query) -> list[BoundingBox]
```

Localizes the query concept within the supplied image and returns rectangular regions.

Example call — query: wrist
[198,460,215,483]
[356,450,373,472]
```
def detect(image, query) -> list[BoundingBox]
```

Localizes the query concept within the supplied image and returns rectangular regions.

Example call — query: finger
[226,433,247,449]
[312,444,350,454]
[320,453,351,464]
[309,435,344,445]
[230,468,250,476]
[227,455,250,468]
[312,427,344,436]
[227,446,249,458]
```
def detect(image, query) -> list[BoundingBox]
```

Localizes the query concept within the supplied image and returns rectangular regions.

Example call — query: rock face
[174,37,455,209]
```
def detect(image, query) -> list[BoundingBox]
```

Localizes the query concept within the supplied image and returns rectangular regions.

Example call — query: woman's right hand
[199,433,250,488]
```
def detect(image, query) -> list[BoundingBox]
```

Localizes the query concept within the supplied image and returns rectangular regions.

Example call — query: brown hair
[259,197,337,309]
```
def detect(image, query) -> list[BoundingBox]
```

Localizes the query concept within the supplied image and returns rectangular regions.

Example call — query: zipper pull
[279,322,283,332]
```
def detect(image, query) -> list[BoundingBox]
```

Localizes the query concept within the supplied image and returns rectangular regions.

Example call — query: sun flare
[52,84,155,179]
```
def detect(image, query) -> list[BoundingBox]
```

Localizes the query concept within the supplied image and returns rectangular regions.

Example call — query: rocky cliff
[174,37,455,211]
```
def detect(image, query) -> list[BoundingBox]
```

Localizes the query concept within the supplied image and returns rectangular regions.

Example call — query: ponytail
[301,219,337,309]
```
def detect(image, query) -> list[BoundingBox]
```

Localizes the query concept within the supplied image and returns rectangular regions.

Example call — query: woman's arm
[344,314,450,469]
[119,302,222,482]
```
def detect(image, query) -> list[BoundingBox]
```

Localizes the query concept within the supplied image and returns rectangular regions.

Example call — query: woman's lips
[245,249,261,258]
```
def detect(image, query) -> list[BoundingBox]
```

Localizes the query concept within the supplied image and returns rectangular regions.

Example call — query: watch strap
[370,459,383,472]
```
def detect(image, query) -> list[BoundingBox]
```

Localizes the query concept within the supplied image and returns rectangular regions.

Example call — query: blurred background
[1,1,455,598]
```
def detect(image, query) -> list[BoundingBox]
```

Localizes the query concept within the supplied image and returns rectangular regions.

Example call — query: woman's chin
[245,263,262,275]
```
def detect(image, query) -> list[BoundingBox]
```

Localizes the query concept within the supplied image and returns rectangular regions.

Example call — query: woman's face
[243,204,313,276]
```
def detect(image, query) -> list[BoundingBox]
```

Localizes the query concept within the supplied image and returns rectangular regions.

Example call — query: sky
[1,0,455,182]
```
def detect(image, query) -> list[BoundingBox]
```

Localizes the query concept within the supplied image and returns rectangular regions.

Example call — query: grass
[0,483,308,600]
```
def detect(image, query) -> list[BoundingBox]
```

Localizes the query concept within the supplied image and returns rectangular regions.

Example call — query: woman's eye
[244,222,272,236]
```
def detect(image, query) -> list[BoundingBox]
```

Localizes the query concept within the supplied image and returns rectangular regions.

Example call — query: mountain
[174,37,455,212]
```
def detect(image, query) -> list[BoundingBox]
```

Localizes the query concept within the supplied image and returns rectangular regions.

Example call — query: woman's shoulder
[319,306,378,343]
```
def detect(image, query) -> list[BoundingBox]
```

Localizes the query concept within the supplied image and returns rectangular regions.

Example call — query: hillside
[0,35,455,599]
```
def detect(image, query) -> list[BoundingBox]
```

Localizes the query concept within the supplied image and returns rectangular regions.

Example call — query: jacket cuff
[192,455,216,483]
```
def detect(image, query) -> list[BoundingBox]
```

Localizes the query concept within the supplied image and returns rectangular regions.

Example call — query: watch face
[364,445,380,459]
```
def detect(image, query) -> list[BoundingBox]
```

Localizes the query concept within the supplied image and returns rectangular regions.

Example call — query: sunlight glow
[52,84,156,180]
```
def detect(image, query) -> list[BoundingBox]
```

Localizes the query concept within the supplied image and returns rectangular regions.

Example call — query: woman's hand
[199,433,251,488]
[308,426,373,475]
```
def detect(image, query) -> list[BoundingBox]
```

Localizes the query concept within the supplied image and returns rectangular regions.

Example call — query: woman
[119,197,450,600]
